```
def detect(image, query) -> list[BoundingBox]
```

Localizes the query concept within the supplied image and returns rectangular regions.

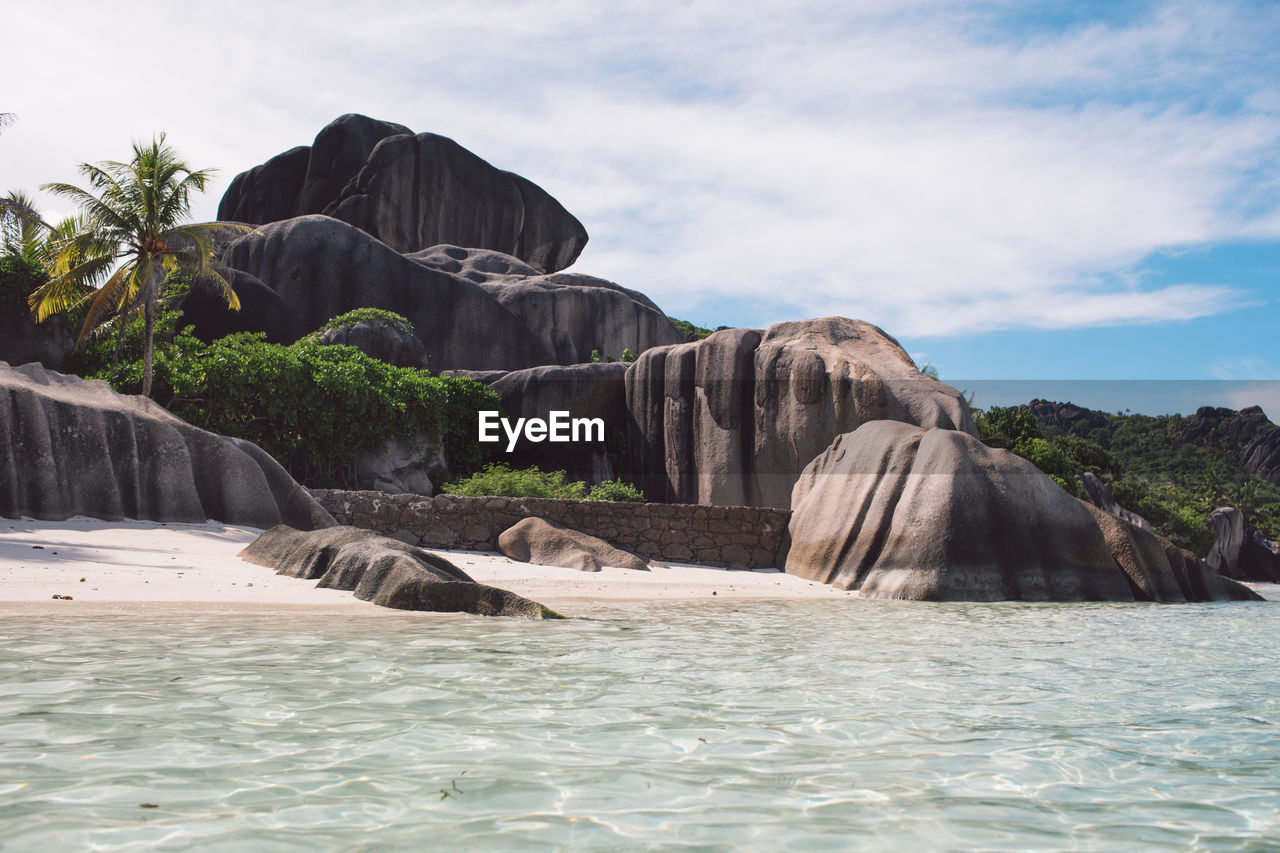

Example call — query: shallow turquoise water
[3,599,1280,851]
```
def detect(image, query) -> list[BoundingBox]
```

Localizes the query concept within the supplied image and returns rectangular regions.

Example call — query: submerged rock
[240,525,561,617]
[625,317,977,508]
[0,362,333,529]
[218,114,587,273]
[498,517,652,573]
[785,421,1258,602]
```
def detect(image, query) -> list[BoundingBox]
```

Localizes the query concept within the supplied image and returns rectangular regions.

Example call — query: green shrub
[312,307,415,337]
[443,464,589,499]
[668,316,714,340]
[92,329,500,488]
[586,479,645,502]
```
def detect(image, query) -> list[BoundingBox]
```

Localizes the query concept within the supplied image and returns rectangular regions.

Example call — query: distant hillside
[1019,400,1280,552]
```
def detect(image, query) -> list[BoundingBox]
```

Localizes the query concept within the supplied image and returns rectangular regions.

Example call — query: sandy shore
[0,518,851,616]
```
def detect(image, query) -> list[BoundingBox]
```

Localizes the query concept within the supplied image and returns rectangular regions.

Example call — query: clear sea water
[3,596,1280,851]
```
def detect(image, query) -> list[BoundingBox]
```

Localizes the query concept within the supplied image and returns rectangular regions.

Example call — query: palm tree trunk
[141,266,156,398]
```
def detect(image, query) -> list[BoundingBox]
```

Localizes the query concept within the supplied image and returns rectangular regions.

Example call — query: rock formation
[218,114,587,273]
[0,311,75,372]
[784,421,1258,602]
[498,517,652,572]
[409,244,683,363]
[487,362,628,484]
[625,318,978,508]
[1178,406,1280,487]
[1079,471,1152,531]
[186,217,683,372]
[1207,507,1280,582]
[215,215,556,371]
[0,362,334,529]
[239,525,560,617]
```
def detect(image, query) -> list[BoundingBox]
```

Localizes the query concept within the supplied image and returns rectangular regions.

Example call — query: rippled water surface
[4,599,1280,851]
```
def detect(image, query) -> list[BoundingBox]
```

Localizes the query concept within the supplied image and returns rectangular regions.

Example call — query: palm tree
[31,134,244,396]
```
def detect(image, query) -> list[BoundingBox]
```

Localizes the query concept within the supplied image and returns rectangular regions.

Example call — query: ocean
[3,595,1280,850]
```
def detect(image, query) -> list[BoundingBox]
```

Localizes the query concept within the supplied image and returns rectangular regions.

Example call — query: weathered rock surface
[1207,506,1280,582]
[488,362,628,484]
[217,215,556,371]
[1079,471,1152,531]
[355,435,446,497]
[410,245,685,364]
[784,421,1258,602]
[498,516,652,572]
[0,362,334,529]
[625,318,978,508]
[218,114,587,273]
[239,525,559,617]
[0,311,75,371]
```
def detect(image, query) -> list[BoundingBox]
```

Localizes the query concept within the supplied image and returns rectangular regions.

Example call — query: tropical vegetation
[444,463,646,502]
[31,134,244,396]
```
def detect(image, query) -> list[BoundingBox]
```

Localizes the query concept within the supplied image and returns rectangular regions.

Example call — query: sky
[3,0,1279,416]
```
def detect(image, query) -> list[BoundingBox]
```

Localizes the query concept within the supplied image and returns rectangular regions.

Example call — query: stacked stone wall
[311,490,791,569]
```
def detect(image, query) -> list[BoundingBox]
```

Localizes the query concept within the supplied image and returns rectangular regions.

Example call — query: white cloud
[4,0,1278,337]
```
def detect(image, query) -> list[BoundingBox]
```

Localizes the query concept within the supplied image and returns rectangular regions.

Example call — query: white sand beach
[0,518,852,616]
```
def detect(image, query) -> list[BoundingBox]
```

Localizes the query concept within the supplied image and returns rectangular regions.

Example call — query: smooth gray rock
[784,421,1258,602]
[409,245,685,364]
[0,362,334,529]
[498,516,651,572]
[355,435,446,497]
[625,317,978,508]
[0,311,75,371]
[488,362,628,484]
[240,525,560,617]
[218,114,587,273]
[219,216,556,371]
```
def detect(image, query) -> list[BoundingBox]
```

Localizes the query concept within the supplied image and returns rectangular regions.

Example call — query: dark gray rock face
[1207,506,1280,582]
[218,114,587,273]
[409,245,685,364]
[1079,471,1152,531]
[220,216,556,371]
[498,517,651,572]
[181,267,302,344]
[488,362,628,484]
[784,421,1258,602]
[624,318,978,509]
[313,318,430,369]
[0,311,75,371]
[239,525,560,617]
[0,362,334,529]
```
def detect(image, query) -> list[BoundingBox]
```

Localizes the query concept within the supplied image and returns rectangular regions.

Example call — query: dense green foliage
[0,253,46,315]
[585,478,646,502]
[443,464,646,502]
[312,308,415,337]
[975,405,1280,554]
[78,289,500,488]
[667,316,728,341]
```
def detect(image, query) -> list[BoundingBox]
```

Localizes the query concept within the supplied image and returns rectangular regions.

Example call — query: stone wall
[310,489,792,569]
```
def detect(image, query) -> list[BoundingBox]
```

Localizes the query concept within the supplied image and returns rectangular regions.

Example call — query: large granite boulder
[784,420,1259,602]
[409,245,685,364]
[218,114,587,273]
[0,311,75,371]
[240,525,560,617]
[1079,471,1152,531]
[1207,506,1280,582]
[0,362,334,529]
[1179,406,1280,487]
[625,318,978,508]
[498,517,651,572]
[216,215,556,371]
[487,362,629,484]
